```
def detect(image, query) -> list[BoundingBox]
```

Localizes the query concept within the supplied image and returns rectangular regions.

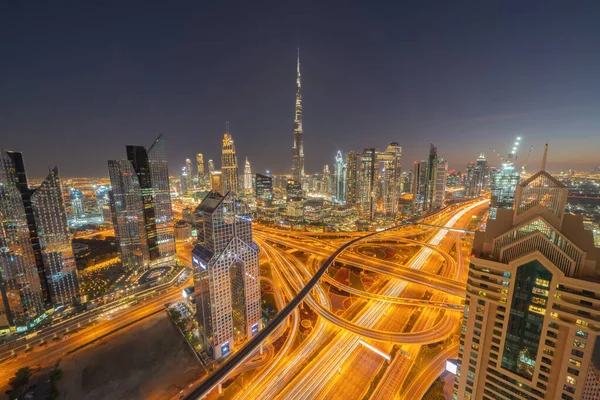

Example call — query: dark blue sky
[1,1,599,177]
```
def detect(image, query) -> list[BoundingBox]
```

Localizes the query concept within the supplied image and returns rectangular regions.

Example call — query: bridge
[184,198,487,399]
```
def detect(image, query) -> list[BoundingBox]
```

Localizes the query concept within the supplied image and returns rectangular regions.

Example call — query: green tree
[9,367,32,390]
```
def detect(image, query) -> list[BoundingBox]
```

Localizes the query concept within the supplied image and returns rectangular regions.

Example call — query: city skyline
[2,3,600,177]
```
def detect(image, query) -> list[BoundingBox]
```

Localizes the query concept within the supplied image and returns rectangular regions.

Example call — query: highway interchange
[1,199,487,399]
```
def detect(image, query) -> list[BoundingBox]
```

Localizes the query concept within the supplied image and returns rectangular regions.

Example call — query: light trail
[275,200,487,399]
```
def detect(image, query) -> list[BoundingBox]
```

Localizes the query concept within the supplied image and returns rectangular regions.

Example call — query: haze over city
[2,2,600,176]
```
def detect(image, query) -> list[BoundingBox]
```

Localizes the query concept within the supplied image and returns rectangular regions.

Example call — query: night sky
[1,2,599,177]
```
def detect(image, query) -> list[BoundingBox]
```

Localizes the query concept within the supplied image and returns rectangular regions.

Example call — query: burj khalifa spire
[291,48,304,184]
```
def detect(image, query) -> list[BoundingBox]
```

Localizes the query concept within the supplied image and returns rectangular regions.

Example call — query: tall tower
[291,48,304,184]
[221,123,239,194]
[196,153,205,178]
[243,157,253,192]
[192,192,261,360]
[109,134,175,271]
[334,151,347,204]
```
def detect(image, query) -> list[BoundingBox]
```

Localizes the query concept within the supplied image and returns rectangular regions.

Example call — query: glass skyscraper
[0,150,79,329]
[108,134,175,272]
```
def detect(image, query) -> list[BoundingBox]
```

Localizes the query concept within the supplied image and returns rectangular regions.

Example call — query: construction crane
[521,145,534,174]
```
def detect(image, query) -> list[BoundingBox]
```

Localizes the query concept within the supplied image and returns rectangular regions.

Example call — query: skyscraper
[196,153,205,178]
[466,153,490,197]
[210,171,223,194]
[192,192,261,360]
[322,165,331,196]
[490,159,521,219]
[455,149,600,400]
[0,151,80,329]
[181,158,192,195]
[359,148,377,220]
[109,134,175,271]
[208,159,215,175]
[255,173,273,206]
[70,188,85,219]
[0,151,44,328]
[243,157,253,193]
[286,179,303,202]
[345,151,360,207]
[424,143,438,212]
[334,150,346,204]
[432,158,447,209]
[291,48,304,184]
[31,168,80,307]
[379,142,402,217]
[221,124,239,194]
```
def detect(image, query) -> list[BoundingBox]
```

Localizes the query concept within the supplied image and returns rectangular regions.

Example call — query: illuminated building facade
[196,153,205,178]
[456,155,600,400]
[465,153,490,197]
[70,188,84,219]
[359,148,376,220]
[345,151,360,207]
[221,127,239,194]
[208,159,215,174]
[286,179,303,202]
[323,165,331,196]
[379,142,402,217]
[255,173,273,206]
[0,151,45,328]
[424,143,438,211]
[31,168,80,307]
[432,158,448,209]
[243,157,253,193]
[291,48,304,184]
[192,191,260,360]
[210,171,223,194]
[108,134,175,271]
[490,160,521,220]
[334,150,346,204]
[181,158,192,195]
[0,151,80,329]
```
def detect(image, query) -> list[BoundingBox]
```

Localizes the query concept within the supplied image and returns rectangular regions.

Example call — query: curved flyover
[185,222,413,399]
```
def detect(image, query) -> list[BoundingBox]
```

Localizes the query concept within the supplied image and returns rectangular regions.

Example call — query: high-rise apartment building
[221,126,239,194]
[455,151,600,400]
[1,150,79,329]
[291,48,304,184]
[286,179,303,202]
[345,151,360,207]
[192,191,261,360]
[108,134,175,271]
[208,159,215,175]
[243,157,253,193]
[334,150,346,204]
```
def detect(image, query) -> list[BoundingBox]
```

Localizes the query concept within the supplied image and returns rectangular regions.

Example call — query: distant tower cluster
[192,192,261,360]
[0,150,80,329]
[343,144,402,221]
[291,48,304,184]
[221,123,239,194]
[465,153,490,197]
[108,134,175,272]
